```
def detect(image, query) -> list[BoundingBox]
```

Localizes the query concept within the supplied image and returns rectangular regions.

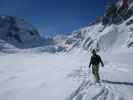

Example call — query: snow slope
[56,16,133,52]
[0,47,133,100]
[0,51,89,100]
[53,0,133,52]
[67,48,133,100]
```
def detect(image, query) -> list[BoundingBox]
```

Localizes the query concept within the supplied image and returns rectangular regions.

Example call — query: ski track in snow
[0,48,133,100]
[66,79,128,100]
[66,61,133,100]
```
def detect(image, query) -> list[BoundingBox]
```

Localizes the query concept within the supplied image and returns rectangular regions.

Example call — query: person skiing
[89,49,104,83]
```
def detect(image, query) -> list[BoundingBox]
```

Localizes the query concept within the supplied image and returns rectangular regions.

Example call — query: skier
[89,49,104,83]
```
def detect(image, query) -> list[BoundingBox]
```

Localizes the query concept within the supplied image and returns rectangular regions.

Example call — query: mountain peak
[0,16,45,49]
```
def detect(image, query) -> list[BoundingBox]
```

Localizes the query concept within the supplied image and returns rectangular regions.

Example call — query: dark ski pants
[92,64,100,81]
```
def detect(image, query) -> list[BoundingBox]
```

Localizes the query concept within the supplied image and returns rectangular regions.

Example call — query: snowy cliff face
[0,16,44,49]
[54,0,133,52]
[58,17,133,52]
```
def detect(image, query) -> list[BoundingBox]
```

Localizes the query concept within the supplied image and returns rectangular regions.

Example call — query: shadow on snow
[102,80,133,86]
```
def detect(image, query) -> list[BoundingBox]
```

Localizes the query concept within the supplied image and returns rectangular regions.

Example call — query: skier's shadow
[102,80,133,86]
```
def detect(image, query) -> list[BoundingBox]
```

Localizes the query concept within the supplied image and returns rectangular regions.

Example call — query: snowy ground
[0,48,133,100]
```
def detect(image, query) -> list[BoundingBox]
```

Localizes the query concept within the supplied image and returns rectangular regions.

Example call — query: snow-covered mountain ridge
[1,1,133,53]
[54,0,133,52]
[0,16,76,53]
[0,1,133,53]
[0,16,45,49]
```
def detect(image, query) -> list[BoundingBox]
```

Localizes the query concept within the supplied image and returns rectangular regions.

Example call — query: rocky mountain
[1,0,133,53]
[54,0,133,52]
[0,16,45,49]
[0,16,70,53]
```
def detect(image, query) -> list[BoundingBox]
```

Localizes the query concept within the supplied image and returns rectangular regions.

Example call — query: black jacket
[89,54,104,67]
